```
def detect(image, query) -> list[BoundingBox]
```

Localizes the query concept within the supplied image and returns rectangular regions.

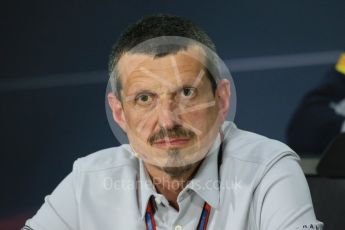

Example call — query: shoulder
[221,121,299,167]
[73,144,139,173]
[219,122,304,204]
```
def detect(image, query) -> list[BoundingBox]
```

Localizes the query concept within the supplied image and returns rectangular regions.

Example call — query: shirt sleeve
[253,155,324,230]
[23,160,80,230]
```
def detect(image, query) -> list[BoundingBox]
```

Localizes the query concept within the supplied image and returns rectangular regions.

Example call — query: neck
[144,160,203,211]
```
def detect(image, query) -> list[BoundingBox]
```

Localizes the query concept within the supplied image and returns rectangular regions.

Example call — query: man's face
[109,45,230,169]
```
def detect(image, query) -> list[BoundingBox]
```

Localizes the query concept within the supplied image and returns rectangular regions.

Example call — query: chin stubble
[158,148,201,179]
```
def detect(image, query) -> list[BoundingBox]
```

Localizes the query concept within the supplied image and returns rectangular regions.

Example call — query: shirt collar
[138,133,222,218]
[138,158,157,219]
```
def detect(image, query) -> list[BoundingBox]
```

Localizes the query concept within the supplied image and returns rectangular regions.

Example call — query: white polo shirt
[24,122,323,230]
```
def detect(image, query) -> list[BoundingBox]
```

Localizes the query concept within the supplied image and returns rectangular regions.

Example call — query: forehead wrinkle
[134,64,204,75]
[126,68,207,92]
[128,71,173,91]
[127,53,205,76]
[140,63,206,80]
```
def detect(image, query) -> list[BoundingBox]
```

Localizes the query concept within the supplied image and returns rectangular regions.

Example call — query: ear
[215,79,231,123]
[107,92,128,133]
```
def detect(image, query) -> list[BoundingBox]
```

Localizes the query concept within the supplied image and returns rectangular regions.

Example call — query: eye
[135,93,154,106]
[180,87,196,99]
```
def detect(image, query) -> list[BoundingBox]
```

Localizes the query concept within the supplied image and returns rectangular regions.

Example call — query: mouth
[153,138,191,148]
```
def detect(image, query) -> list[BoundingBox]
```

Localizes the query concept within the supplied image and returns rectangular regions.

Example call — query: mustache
[148,126,196,145]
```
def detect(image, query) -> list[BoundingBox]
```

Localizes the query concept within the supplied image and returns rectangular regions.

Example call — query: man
[23,15,323,230]
[287,51,345,154]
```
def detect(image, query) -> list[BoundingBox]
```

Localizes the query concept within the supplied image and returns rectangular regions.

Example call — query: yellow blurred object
[335,53,345,75]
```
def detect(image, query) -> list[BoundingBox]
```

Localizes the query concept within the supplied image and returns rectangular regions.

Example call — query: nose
[157,94,180,130]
